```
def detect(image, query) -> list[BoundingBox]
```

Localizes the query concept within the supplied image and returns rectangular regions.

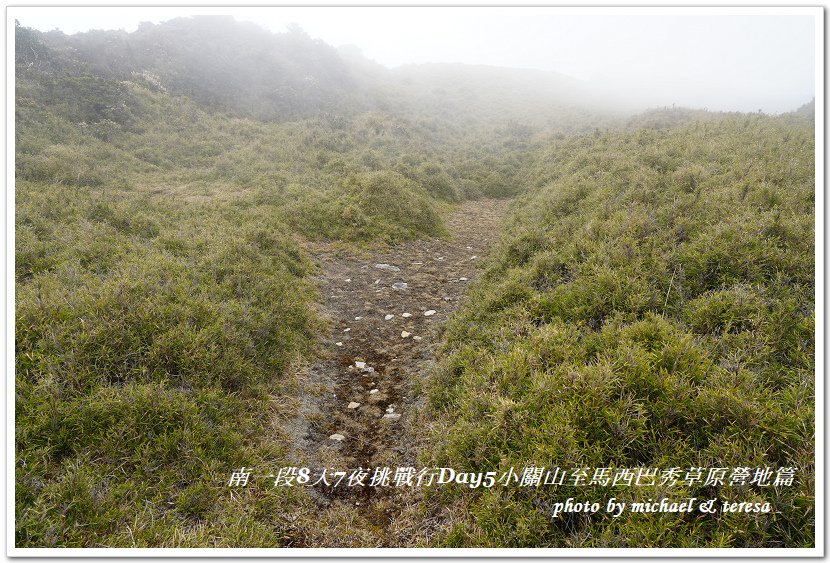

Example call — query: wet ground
[290,198,510,546]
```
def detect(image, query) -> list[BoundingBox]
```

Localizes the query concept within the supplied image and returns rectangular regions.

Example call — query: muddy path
[290,198,510,546]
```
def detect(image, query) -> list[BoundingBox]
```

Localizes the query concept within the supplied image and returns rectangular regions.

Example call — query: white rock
[470,256,478,260]
[402,313,412,318]
[466,246,472,250]
[343,328,351,333]
[336,342,343,347]
[401,331,411,338]
[355,361,366,369]
[369,389,379,395]
[392,282,408,290]
[424,310,436,317]
[386,406,395,413]
[413,336,423,341]
[374,279,381,285]
[383,413,401,420]
[363,366,375,373]
[345,278,351,282]
[459,277,468,281]
[384,314,394,320]
[375,263,401,272]
[347,402,361,409]
[355,316,363,321]
[330,433,345,441]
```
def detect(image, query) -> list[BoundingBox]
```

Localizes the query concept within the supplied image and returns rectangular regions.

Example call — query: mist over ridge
[15,10,816,116]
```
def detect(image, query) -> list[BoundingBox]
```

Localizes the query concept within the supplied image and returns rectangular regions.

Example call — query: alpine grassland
[14,18,543,546]
[14,16,815,549]
[422,112,815,547]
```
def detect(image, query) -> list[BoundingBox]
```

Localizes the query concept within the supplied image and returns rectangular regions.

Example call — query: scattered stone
[412,262,423,265]
[355,361,366,369]
[375,263,401,272]
[471,256,478,260]
[383,413,401,420]
[459,277,468,281]
[444,296,453,301]
[466,246,472,250]
[369,389,379,395]
[343,328,351,333]
[386,405,395,413]
[330,433,345,441]
[401,331,411,338]
[374,279,381,285]
[384,314,394,320]
[347,402,361,409]
[392,282,408,290]
[363,366,375,374]
[354,316,363,320]
[345,278,351,282]
[336,342,343,347]
[424,310,436,317]
[437,257,445,261]
[402,312,412,318]
[413,336,423,341]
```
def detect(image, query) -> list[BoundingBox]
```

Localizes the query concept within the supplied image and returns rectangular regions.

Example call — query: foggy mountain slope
[391,62,599,115]
[13,12,815,550]
[17,16,618,124]
[26,16,365,121]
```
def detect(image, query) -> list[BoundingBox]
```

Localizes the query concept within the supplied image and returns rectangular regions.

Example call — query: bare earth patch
[288,198,510,546]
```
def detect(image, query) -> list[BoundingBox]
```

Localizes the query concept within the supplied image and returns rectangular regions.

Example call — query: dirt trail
[291,198,509,546]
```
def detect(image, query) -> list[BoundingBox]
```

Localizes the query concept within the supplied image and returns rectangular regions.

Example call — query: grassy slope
[14,61,549,545]
[16,23,815,548]
[423,113,815,547]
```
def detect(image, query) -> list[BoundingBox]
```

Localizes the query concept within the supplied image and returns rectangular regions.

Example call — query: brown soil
[290,198,510,546]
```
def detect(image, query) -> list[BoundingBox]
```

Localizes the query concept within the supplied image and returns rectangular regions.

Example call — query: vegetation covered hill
[15,17,595,546]
[14,16,815,549]
[423,111,815,547]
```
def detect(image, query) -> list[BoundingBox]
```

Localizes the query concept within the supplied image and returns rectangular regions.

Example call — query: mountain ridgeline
[16,16,607,124]
[14,16,815,549]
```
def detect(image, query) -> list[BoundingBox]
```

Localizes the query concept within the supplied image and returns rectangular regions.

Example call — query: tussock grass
[15,60,533,546]
[423,113,815,547]
[16,179,320,546]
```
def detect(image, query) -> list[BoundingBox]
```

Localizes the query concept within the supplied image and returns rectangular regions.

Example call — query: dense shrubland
[423,112,815,547]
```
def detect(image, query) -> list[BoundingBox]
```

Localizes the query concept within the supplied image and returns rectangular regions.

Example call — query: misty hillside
[18,17,363,121]
[16,16,607,124]
[14,14,815,550]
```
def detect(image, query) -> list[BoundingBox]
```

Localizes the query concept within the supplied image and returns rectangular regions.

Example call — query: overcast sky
[11,6,818,113]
